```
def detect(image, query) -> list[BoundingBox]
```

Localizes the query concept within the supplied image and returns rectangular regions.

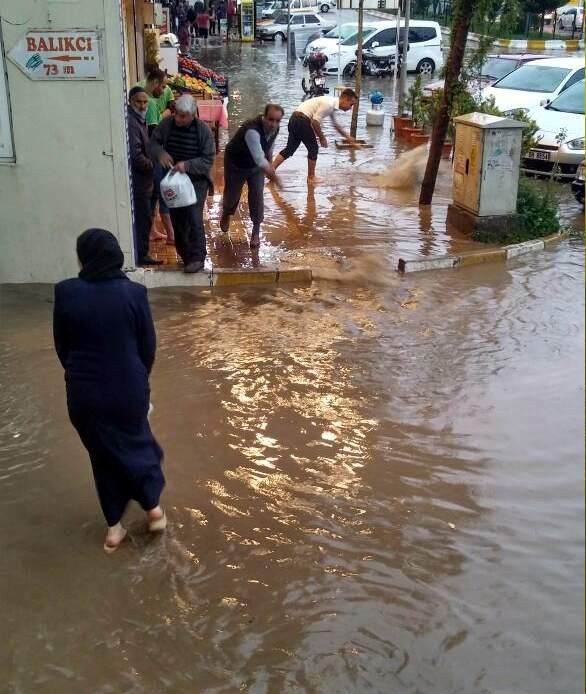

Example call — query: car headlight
[566,137,584,150]
[503,107,529,117]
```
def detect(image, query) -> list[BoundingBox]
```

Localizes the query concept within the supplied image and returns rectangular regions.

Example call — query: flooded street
[2,41,585,693]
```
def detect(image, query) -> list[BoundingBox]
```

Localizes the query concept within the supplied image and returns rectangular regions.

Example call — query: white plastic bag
[160,170,197,208]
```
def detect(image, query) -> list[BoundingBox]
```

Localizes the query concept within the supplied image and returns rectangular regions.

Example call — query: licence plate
[528,149,551,162]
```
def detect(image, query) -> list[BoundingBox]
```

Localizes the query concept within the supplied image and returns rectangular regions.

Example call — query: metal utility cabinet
[452,113,525,217]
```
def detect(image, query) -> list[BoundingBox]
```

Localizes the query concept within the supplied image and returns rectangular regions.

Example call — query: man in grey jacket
[150,94,215,273]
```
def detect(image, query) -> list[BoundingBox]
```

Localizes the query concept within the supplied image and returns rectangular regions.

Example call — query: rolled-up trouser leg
[246,169,265,227]
[222,159,248,216]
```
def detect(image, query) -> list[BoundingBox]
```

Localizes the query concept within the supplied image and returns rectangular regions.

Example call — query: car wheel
[274,31,286,40]
[416,58,435,75]
[320,3,329,11]
[343,62,355,77]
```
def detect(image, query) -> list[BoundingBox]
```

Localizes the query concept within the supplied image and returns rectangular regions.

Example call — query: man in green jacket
[136,68,176,245]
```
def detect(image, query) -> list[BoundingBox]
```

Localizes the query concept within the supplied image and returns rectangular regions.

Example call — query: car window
[340,27,376,45]
[291,14,304,24]
[305,13,320,22]
[273,11,288,22]
[560,67,584,91]
[365,28,395,48]
[409,27,437,42]
[481,57,518,80]
[493,65,571,92]
[547,79,584,114]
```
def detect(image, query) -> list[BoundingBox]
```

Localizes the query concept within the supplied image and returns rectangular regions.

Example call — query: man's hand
[159,152,174,169]
[265,165,282,188]
[172,161,187,173]
[343,133,358,146]
[162,108,173,119]
[319,134,328,148]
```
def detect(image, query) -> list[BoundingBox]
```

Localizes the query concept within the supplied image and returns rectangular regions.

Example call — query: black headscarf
[77,228,127,282]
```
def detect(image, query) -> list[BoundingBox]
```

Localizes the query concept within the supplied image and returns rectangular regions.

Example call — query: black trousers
[222,158,265,227]
[133,189,153,262]
[279,112,319,161]
[168,179,209,264]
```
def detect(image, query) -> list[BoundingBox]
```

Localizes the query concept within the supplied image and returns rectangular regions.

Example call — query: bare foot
[104,523,127,553]
[147,506,167,532]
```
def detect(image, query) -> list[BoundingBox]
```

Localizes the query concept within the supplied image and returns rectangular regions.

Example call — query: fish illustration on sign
[25,53,42,71]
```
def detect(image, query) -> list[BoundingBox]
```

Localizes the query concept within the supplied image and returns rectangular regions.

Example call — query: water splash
[362,145,429,190]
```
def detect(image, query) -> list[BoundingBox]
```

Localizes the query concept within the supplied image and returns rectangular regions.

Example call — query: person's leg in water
[220,159,247,233]
[247,168,265,248]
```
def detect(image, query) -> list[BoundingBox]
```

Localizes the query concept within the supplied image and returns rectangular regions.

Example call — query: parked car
[261,0,311,19]
[482,57,585,113]
[571,160,585,204]
[305,22,377,56]
[521,80,585,179]
[258,11,335,41]
[557,5,584,30]
[320,20,444,76]
[318,0,336,11]
[423,53,544,100]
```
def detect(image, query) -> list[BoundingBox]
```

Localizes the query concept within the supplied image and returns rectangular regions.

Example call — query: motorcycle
[362,48,395,77]
[301,51,329,98]
[344,43,406,78]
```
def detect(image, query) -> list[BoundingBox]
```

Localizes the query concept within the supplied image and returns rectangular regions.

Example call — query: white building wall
[0,0,133,284]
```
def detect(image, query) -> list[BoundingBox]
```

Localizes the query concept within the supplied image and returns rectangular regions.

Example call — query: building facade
[0,0,137,284]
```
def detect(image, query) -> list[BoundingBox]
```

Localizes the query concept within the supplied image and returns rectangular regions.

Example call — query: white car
[258,11,335,41]
[482,57,585,113]
[320,20,444,77]
[522,80,585,179]
[305,22,377,56]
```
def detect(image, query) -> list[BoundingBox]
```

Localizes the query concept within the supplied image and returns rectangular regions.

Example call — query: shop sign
[9,30,103,80]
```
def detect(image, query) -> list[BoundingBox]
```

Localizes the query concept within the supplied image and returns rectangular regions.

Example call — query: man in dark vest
[150,94,215,273]
[220,104,284,249]
[127,86,162,266]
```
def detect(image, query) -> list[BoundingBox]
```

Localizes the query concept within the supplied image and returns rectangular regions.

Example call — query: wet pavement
[148,37,583,272]
[1,38,585,694]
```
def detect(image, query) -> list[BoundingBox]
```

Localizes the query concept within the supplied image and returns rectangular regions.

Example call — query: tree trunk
[419,0,475,205]
[350,0,364,138]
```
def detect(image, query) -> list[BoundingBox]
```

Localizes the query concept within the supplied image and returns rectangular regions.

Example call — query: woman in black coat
[53,229,166,552]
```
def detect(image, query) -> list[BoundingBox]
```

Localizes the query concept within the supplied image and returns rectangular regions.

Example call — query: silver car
[258,11,336,41]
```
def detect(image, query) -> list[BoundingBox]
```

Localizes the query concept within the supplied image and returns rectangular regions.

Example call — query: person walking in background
[136,68,176,247]
[227,0,237,36]
[127,86,162,267]
[150,94,216,273]
[273,89,358,181]
[220,104,284,249]
[196,5,211,45]
[209,3,217,35]
[53,229,166,554]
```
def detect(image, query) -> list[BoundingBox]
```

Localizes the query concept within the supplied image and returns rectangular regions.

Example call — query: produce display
[178,56,228,96]
[168,73,220,97]
[144,29,160,69]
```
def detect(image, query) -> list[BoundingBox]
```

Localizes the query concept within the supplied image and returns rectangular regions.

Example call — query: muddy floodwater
[1,42,584,693]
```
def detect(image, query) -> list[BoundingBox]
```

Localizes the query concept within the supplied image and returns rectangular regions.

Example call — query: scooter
[301,51,329,98]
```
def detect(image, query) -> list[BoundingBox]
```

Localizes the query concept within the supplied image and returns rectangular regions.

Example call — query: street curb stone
[398,232,568,274]
[127,266,313,289]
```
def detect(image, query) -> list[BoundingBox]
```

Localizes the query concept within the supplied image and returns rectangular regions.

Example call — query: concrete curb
[398,232,569,274]
[127,265,312,289]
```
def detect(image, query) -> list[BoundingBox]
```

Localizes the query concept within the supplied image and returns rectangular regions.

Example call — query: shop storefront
[0,0,136,284]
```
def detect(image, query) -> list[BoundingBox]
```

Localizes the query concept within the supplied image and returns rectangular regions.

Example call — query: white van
[321,20,444,76]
